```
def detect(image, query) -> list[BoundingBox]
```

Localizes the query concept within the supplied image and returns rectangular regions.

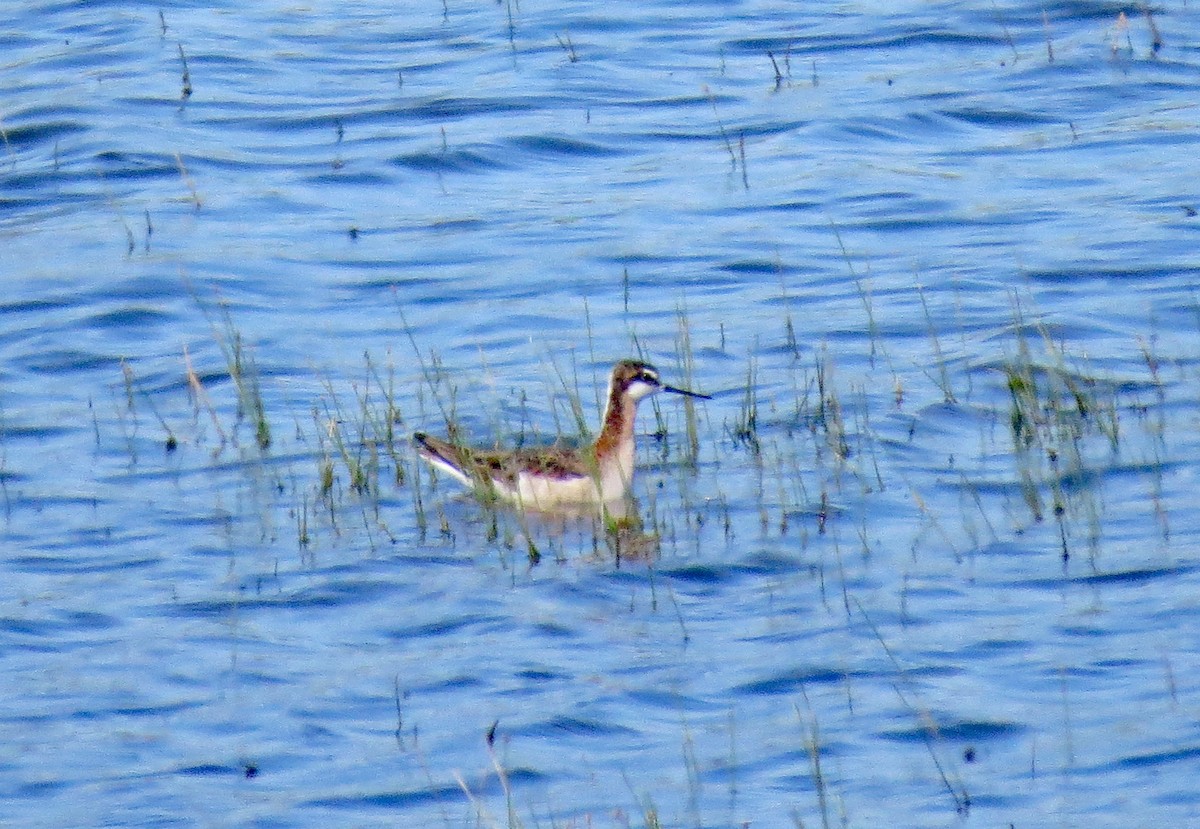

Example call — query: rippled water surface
[4,2,1200,827]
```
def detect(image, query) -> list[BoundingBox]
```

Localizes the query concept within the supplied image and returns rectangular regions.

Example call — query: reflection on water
[464,494,664,566]
[2,1,1200,827]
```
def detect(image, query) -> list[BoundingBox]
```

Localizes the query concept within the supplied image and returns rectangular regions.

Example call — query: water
[3,1,1200,826]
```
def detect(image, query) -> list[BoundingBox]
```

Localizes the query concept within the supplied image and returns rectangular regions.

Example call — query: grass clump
[205,305,271,451]
[999,306,1119,555]
[729,356,760,451]
[1002,318,1119,457]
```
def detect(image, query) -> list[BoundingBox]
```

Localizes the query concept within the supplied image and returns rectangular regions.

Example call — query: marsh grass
[360,350,408,484]
[176,43,193,98]
[545,350,590,443]
[0,117,13,170]
[1000,307,1119,549]
[118,358,179,453]
[188,304,273,451]
[729,356,760,451]
[704,86,745,189]
[813,347,849,463]
[831,222,883,366]
[1041,9,1055,63]
[404,330,716,565]
[674,306,702,466]
[917,283,956,404]
[155,280,1169,569]
[296,491,311,548]
[317,397,370,496]
[856,599,970,815]
[89,270,1198,828]
[796,704,834,829]
[174,152,200,208]
[554,30,578,63]
[183,343,227,448]
[850,383,884,493]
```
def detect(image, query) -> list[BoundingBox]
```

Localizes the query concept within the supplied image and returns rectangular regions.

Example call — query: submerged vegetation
[96,280,1192,826]
[105,282,1183,570]
[7,3,1192,827]
[1001,309,1121,553]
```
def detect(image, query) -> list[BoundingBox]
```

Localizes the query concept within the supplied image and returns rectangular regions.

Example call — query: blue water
[3,1,1200,827]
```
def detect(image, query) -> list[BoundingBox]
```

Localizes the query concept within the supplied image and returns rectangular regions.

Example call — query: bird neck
[594,390,638,463]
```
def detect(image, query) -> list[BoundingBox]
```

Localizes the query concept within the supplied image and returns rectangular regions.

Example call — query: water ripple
[879,719,1025,743]
[2,2,1198,827]
[391,148,505,173]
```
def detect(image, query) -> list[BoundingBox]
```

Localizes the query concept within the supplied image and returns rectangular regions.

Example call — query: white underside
[514,441,635,508]
[420,444,635,510]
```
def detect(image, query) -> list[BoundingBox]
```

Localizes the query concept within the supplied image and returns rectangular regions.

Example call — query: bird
[413,359,709,511]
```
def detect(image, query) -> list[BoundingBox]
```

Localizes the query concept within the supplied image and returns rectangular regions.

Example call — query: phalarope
[413,359,710,509]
